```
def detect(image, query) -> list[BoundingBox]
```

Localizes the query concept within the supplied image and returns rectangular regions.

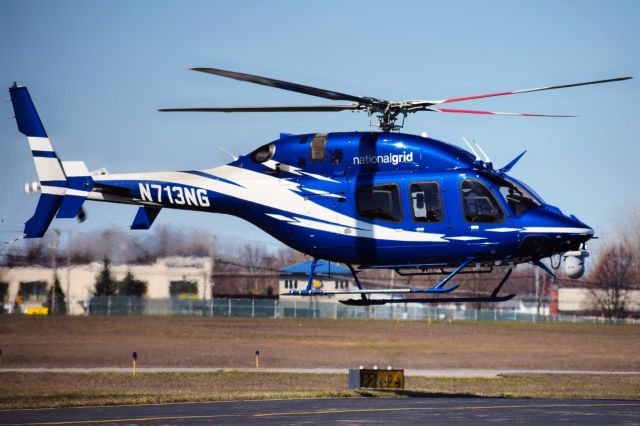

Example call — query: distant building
[278,260,353,301]
[1,256,212,315]
[494,294,551,315]
[555,283,640,315]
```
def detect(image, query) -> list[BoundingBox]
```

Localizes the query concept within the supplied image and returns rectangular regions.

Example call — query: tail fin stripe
[41,186,66,195]
[27,136,54,151]
[33,157,66,181]
[32,150,57,158]
[40,180,67,187]
[65,189,90,197]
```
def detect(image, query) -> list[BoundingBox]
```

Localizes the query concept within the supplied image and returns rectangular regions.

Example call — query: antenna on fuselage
[472,139,493,169]
[218,146,239,161]
[462,137,482,162]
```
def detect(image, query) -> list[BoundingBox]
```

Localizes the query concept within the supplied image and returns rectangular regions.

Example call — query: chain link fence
[87,296,639,325]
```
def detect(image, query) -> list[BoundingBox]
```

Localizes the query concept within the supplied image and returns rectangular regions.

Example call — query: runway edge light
[132,351,138,376]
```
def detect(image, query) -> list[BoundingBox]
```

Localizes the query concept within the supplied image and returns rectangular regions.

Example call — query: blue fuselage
[93,131,593,267]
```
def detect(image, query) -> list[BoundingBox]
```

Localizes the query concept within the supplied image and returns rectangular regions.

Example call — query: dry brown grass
[1,316,639,408]
[1,372,638,409]
[0,316,639,371]
[0,371,356,409]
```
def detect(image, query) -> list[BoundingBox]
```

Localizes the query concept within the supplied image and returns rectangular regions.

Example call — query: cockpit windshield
[486,174,542,217]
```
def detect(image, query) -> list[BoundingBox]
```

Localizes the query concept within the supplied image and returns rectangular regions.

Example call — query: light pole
[50,229,60,315]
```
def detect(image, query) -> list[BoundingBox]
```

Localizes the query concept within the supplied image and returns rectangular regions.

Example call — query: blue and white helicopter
[8,69,631,305]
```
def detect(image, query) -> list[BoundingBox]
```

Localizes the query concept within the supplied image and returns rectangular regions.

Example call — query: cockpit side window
[310,133,327,162]
[486,174,542,217]
[410,182,443,223]
[461,179,504,223]
[356,183,402,222]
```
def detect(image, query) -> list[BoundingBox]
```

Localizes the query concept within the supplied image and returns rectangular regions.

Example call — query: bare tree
[590,243,637,320]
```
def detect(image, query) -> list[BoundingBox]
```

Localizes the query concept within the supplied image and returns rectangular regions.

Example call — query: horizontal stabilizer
[56,194,86,219]
[56,162,95,219]
[131,206,161,230]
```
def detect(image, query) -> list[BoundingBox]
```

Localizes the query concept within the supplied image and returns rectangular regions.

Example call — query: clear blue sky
[1,0,638,253]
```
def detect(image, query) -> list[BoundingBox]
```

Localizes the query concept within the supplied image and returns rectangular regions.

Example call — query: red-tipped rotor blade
[430,76,632,105]
[425,107,574,117]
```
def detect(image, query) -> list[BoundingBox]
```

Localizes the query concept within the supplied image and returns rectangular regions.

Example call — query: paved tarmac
[2,367,640,377]
[1,397,639,425]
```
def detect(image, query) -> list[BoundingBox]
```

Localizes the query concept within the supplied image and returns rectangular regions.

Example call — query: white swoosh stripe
[446,236,487,241]
[522,227,593,234]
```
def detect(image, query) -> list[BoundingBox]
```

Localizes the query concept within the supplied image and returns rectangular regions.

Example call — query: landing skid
[340,268,514,306]
[340,293,515,306]
[287,258,515,306]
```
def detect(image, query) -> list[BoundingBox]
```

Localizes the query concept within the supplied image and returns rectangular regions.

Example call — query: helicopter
[8,69,631,305]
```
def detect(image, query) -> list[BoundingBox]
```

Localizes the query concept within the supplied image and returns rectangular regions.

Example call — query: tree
[117,271,147,297]
[46,273,67,315]
[590,244,637,320]
[94,257,117,296]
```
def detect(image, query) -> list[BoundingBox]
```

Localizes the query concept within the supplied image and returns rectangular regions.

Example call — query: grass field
[1,372,639,409]
[1,315,639,408]
[1,316,639,370]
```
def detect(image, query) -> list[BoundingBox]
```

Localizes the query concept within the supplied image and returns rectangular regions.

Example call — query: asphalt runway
[1,397,639,425]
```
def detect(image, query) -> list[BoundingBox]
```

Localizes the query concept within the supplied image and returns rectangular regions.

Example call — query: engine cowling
[562,250,589,279]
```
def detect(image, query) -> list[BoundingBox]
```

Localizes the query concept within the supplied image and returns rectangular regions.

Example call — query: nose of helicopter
[515,206,593,259]
[566,213,594,243]
[547,208,594,243]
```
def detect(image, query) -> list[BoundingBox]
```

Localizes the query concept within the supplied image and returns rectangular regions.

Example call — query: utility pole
[209,234,216,298]
[66,230,72,314]
[51,229,60,315]
[535,265,540,316]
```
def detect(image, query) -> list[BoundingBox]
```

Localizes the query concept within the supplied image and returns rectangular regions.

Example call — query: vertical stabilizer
[9,83,67,238]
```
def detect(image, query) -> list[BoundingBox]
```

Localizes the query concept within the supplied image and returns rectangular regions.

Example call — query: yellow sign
[359,369,404,389]
[25,306,49,315]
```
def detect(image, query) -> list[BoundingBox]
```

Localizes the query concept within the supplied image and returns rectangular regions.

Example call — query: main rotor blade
[191,67,375,104]
[425,107,574,117]
[427,76,632,105]
[159,104,362,113]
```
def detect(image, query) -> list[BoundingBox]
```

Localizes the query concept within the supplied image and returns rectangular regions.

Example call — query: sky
[1,0,639,254]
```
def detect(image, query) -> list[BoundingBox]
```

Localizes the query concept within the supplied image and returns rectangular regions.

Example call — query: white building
[1,256,212,315]
[558,286,640,314]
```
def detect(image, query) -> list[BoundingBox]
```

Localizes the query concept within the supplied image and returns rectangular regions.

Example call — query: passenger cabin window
[330,149,343,165]
[461,179,504,223]
[410,182,443,223]
[356,184,402,222]
[310,133,327,162]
